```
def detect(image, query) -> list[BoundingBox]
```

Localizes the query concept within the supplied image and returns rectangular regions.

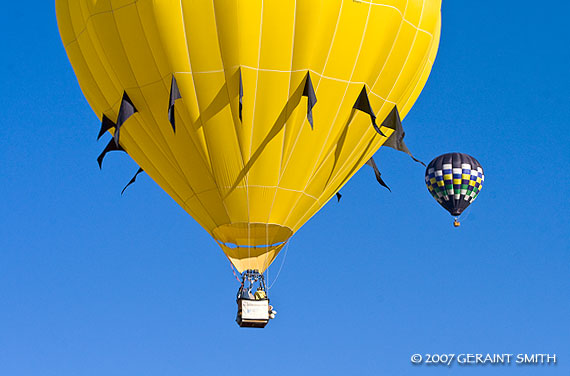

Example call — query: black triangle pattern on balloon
[113,92,138,147]
[302,72,317,129]
[98,114,116,141]
[169,75,182,132]
[365,157,391,192]
[121,167,145,195]
[239,69,244,122]
[353,86,385,137]
[97,138,125,169]
[382,106,425,166]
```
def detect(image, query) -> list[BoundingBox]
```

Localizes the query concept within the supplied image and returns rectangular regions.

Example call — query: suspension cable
[460,206,473,223]
[267,239,291,290]
[229,262,242,284]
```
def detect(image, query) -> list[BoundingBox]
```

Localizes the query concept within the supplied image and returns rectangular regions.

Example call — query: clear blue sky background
[1,1,569,375]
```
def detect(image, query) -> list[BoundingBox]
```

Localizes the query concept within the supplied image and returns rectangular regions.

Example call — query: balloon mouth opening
[212,223,293,274]
[212,223,293,247]
[219,242,287,250]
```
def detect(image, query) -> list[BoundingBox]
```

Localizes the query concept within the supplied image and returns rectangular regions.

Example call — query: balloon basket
[235,270,275,328]
[454,218,461,227]
[236,298,270,328]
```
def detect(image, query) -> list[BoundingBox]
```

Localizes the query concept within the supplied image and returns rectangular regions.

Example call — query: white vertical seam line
[247,0,265,254]
[369,0,409,93]
[292,0,426,231]
[377,0,426,117]
[210,0,250,214]
[284,0,373,226]
[179,0,232,233]
[304,0,411,190]
[275,0,345,220]
[265,0,298,272]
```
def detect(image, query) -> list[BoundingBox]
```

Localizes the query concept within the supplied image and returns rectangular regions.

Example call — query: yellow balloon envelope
[56,0,441,273]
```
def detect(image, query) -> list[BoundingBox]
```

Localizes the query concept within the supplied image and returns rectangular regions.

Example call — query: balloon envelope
[425,153,485,217]
[57,0,442,272]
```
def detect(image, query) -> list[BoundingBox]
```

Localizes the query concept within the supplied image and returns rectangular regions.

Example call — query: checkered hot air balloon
[425,153,484,227]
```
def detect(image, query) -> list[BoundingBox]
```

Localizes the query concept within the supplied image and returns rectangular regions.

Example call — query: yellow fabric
[254,290,267,300]
[56,0,441,273]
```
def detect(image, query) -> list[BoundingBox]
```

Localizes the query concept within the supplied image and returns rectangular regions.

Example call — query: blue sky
[1,1,569,375]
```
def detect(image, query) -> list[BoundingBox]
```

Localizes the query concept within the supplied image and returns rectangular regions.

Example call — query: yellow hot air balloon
[56,0,441,275]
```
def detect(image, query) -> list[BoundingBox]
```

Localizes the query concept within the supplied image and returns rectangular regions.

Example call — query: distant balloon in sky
[56,0,442,326]
[425,153,484,227]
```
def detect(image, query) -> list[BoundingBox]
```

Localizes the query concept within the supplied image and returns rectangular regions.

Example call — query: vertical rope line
[230,261,241,284]
[265,221,269,282]
[268,239,290,290]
